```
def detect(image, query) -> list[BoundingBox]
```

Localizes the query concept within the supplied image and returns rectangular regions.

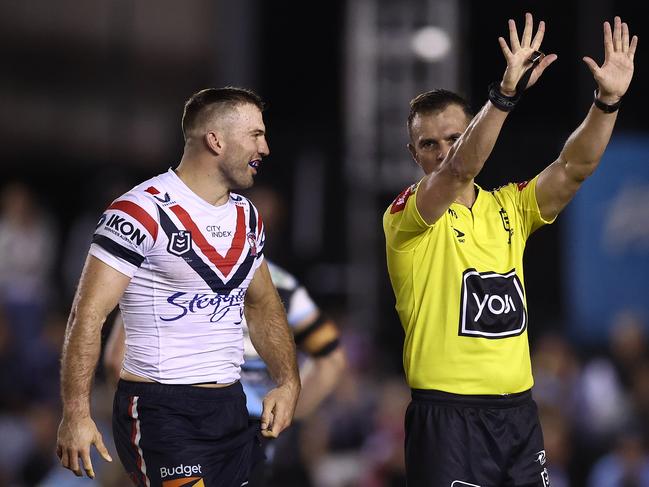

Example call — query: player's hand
[260,382,300,438]
[583,16,638,105]
[56,415,112,478]
[498,12,558,95]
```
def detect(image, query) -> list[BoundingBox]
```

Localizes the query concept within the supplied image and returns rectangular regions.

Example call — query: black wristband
[489,51,544,113]
[488,82,521,112]
[593,89,621,113]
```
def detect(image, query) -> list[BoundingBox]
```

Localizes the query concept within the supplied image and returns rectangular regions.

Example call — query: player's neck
[175,156,230,207]
[453,181,478,208]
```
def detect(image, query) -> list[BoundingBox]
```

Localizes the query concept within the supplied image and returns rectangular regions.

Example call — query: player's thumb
[582,56,599,76]
[260,400,275,431]
[94,435,113,462]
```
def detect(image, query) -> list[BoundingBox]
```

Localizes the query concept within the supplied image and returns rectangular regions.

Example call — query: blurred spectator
[630,360,649,443]
[61,174,130,302]
[610,312,649,389]
[539,406,573,487]
[588,428,649,486]
[359,378,409,487]
[532,332,581,415]
[0,181,56,375]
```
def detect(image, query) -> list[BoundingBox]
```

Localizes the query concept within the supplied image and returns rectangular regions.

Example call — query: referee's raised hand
[583,16,638,105]
[498,12,558,96]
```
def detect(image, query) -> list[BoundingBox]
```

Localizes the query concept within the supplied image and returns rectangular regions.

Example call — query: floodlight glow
[411,26,451,61]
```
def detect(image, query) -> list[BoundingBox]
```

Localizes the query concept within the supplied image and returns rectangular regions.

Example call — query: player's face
[219,103,270,190]
[408,104,470,175]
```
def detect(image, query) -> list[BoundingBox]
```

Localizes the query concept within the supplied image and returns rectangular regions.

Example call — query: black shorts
[405,389,550,487]
[113,380,262,487]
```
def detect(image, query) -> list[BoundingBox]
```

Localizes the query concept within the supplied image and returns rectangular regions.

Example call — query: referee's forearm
[561,104,618,181]
[445,102,509,181]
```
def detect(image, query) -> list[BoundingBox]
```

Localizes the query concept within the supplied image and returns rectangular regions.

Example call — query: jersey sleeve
[383,181,433,251]
[500,175,556,240]
[286,285,319,328]
[88,191,159,277]
[248,199,266,272]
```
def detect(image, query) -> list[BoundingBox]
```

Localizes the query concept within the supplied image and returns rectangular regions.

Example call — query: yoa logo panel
[458,268,527,339]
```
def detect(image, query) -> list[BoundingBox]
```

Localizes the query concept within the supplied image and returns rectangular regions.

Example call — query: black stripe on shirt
[92,235,144,268]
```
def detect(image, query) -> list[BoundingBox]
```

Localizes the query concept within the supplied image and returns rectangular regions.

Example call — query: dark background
[1,1,648,484]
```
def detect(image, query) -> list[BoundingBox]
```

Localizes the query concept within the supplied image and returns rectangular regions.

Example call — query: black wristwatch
[593,89,621,113]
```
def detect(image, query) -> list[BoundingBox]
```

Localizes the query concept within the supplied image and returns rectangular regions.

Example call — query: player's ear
[205,130,224,155]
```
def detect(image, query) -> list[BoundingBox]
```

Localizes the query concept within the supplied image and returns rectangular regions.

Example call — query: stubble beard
[220,159,254,191]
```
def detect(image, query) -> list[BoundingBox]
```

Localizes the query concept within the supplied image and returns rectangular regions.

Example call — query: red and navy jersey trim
[168,203,246,278]
[156,202,257,293]
[92,235,145,267]
[108,200,158,242]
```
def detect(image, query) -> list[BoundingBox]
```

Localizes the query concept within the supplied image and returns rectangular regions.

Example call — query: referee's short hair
[407,89,473,139]
[182,87,265,141]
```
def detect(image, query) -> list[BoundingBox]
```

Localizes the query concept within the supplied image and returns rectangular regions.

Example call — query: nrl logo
[168,230,192,256]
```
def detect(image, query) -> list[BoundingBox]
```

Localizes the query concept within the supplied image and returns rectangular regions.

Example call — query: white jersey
[90,168,265,384]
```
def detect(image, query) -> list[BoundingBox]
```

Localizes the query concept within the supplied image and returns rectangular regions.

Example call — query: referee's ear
[408,143,419,166]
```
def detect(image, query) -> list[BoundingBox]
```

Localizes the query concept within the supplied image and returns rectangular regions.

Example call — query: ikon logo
[103,214,147,245]
[167,230,192,256]
[458,268,527,339]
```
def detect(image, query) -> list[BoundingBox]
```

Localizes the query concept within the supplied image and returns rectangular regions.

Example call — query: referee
[383,13,637,486]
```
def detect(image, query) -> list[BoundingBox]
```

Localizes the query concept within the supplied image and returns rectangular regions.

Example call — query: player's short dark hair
[407,89,473,138]
[181,87,265,140]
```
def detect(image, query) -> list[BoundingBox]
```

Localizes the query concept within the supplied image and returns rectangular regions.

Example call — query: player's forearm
[60,307,104,418]
[560,104,618,182]
[246,302,300,390]
[295,348,346,419]
[443,102,509,181]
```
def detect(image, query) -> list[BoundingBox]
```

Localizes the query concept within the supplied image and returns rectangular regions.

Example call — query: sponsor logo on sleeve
[459,268,527,339]
[167,230,192,256]
[96,214,107,229]
[98,213,148,245]
[517,180,530,191]
[390,183,417,214]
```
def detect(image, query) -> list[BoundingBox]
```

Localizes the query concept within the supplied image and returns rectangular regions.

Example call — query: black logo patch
[167,230,192,256]
[459,268,526,338]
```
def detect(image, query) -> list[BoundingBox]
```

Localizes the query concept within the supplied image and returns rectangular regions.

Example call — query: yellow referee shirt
[383,176,554,394]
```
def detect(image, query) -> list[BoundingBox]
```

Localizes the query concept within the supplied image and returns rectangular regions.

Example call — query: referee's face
[408,104,470,175]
